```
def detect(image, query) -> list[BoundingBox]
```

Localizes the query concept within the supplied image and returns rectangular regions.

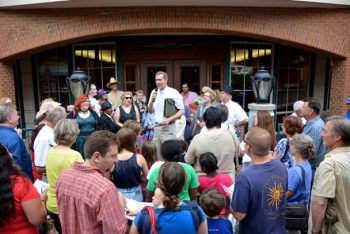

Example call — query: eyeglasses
[124,97,132,100]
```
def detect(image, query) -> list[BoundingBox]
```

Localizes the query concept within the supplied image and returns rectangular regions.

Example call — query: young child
[198,152,233,216]
[141,141,158,200]
[143,112,156,140]
[200,188,233,234]
[142,141,157,170]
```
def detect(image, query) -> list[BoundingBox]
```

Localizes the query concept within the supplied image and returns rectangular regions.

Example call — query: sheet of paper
[125,198,153,220]
[34,179,48,194]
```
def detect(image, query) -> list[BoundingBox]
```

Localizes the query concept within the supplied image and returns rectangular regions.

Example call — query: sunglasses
[124,97,132,100]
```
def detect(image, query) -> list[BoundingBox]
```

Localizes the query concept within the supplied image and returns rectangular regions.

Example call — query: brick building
[0,1,349,128]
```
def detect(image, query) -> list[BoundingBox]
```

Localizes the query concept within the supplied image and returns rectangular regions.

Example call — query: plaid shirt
[56,162,127,234]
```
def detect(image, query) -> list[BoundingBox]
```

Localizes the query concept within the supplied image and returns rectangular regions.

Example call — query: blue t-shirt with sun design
[232,159,288,234]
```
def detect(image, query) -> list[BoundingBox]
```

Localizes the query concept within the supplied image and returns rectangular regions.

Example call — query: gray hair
[0,104,16,123]
[212,103,228,123]
[155,71,168,80]
[293,101,304,111]
[54,119,80,146]
[290,134,316,160]
[327,115,350,146]
[46,106,66,123]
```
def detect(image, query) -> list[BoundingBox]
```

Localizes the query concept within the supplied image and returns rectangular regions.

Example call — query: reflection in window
[73,43,116,90]
[276,46,310,124]
[230,43,273,110]
[36,47,69,107]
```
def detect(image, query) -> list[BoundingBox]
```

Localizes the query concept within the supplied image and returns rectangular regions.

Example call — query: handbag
[164,98,178,118]
[227,130,242,174]
[285,165,309,231]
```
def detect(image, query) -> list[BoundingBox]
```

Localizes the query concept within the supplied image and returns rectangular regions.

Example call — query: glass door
[140,61,173,99]
[174,61,206,95]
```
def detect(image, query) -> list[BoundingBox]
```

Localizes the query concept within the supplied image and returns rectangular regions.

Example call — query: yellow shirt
[312,146,350,233]
[46,148,83,214]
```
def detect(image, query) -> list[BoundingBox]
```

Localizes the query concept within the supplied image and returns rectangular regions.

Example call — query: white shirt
[224,100,248,133]
[89,97,101,116]
[33,125,56,167]
[148,86,184,123]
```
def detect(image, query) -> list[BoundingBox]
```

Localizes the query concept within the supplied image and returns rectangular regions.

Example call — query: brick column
[329,59,350,116]
[0,61,16,103]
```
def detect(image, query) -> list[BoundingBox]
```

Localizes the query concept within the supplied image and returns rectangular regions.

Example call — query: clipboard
[163,98,178,118]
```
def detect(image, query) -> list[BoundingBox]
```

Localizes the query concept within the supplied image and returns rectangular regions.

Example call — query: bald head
[245,127,271,157]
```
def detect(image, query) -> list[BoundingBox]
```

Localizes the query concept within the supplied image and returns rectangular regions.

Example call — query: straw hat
[35,99,61,119]
[106,77,118,89]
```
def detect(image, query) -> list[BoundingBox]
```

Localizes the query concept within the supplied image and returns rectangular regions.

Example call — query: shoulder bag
[285,165,309,231]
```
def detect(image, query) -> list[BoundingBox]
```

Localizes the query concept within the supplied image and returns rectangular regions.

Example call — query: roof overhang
[1,0,350,9]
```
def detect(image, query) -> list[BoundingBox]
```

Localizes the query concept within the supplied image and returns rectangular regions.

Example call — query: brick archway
[0,7,349,60]
[0,7,349,114]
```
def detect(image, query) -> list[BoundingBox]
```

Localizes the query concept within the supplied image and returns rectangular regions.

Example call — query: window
[36,47,69,106]
[73,43,117,90]
[276,46,310,123]
[230,43,273,110]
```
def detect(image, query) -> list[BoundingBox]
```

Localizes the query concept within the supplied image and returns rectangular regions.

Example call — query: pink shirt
[198,173,233,216]
[182,91,198,107]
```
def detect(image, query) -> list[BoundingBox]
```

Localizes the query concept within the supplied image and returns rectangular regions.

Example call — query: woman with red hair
[274,115,304,168]
[67,95,99,158]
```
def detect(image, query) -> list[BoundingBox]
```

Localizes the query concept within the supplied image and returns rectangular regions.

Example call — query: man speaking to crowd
[148,71,184,160]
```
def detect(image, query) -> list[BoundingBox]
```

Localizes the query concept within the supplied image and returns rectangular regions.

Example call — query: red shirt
[198,173,233,216]
[56,162,127,234]
[0,176,40,234]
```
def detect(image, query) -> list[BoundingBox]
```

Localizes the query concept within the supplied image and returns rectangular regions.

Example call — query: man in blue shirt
[344,96,350,120]
[302,98,326,179]
[0,104,33,181]
[232,127,288,234]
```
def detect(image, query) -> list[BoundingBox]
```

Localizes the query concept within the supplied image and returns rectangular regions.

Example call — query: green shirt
[147,162,199,201]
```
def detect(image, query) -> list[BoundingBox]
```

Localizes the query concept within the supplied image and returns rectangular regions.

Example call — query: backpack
[137,202,202,234]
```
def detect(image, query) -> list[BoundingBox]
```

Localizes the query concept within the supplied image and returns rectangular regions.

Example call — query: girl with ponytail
[130,162,208,234]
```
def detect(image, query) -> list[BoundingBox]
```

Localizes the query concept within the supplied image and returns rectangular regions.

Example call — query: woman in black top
[114,91,140,130]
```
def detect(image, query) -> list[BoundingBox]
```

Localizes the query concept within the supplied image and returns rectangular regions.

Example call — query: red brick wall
[329,59,350,116]
[0,7,349,114]
[0,62,15,103]
[0,7,349,60]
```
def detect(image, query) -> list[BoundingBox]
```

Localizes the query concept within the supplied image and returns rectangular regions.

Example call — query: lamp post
[247,68,276,127]
[66,68,90,112]
[251,69,275,103]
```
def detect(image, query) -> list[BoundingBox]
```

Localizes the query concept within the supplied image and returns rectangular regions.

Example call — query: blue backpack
[137,202,202,234]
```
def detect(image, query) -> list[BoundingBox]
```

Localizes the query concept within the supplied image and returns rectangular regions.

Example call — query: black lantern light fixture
[251,68,275,104]
[66,68,90,99]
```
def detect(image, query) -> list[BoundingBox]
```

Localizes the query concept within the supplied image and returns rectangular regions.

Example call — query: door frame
[174,60,207,93]
[140,60,173,97]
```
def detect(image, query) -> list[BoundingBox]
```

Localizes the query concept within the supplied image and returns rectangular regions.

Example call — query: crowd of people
[0,72,350,234]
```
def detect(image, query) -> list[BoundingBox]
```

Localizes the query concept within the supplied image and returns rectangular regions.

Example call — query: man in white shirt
[148,71,184,160]
[220,85,248,137]
[34,106,66,181]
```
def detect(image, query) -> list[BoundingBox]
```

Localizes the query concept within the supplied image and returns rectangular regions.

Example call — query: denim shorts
[118,185,143,202]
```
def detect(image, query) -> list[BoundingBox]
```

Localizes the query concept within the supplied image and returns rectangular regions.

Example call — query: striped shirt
[56,162,127,234]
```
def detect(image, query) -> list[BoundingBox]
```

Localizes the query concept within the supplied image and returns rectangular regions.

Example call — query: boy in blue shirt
[200,188,233,234]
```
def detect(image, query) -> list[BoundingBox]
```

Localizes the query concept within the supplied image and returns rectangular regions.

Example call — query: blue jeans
[118,185,143,202]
